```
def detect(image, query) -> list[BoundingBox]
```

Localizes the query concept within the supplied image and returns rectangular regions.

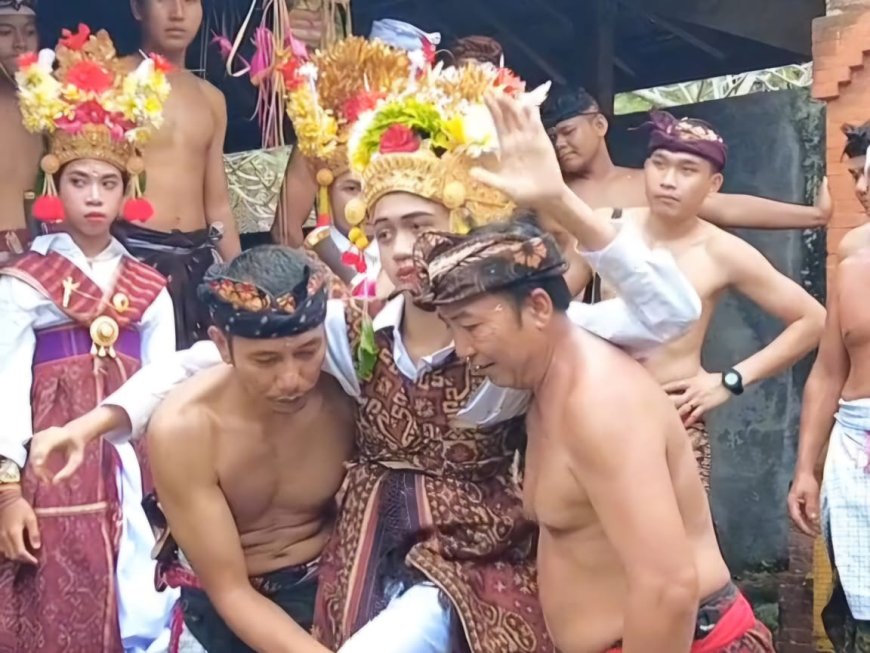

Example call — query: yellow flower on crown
[15,24,171,223]
[344,60,549,234]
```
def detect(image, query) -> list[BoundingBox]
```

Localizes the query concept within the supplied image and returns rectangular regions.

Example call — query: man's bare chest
[151,83,215,152]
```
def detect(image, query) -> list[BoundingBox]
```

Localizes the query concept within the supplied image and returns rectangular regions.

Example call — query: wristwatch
[721,368,744,396]
[0,457,21,484]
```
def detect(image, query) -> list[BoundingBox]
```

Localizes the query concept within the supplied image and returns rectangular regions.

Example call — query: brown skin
[788,155,870,536]
[549,112,832,229]
[596,150,825,426]
[147,325,353,653]
[0,14,42,236]
[439,290,729,652]
[0,158,125,565]
[127,0,241,260]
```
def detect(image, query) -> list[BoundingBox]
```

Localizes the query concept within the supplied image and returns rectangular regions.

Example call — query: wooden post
[579,0,616,115]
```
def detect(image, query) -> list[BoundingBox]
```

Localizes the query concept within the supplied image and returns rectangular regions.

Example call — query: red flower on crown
[342,91,384,124]
[74,100,108,125]
[378,124,420,155]
[66,60,114,94]
[495,68,525,96]
[60,23,91,51]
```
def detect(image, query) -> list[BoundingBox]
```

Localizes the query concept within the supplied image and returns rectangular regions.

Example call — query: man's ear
[709,172,724,194]
[130,0,144,22]
[593,113,609,138]
[208,325,233,365]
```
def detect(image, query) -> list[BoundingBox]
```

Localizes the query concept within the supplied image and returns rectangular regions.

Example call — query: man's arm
[272,148,318,248]
[148,408,329,653]
[699,180,831,230]
[566,370,698,651]
[203,83,241,260]
[723,236,826,387]
[546,193,701,353]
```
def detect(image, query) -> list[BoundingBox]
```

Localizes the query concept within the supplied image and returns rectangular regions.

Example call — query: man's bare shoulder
[838,222,870,261]
[149,365,230,448]
[703,223,762,267]
[195,77,228,112]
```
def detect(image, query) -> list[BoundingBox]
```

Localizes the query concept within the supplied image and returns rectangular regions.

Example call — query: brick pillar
[807,5,870,651]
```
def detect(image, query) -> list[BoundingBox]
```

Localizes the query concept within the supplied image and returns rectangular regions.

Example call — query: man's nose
[661,168,678,188]
[169,0,185,18]
[392,229,416,260]
[452,330,475,361]
[86,184,103,204]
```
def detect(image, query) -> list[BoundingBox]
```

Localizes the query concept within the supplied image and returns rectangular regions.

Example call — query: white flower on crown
[455,101,499,157]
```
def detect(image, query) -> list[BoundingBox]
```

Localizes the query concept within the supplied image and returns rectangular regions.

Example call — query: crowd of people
[0,1,865,652]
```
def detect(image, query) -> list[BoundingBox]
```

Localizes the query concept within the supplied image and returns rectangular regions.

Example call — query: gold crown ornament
[16,24,171,223]
[344,61,550,234]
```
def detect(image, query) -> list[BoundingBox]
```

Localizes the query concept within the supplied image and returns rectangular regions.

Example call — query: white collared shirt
[104,226,700,441]
[0,233,176,466]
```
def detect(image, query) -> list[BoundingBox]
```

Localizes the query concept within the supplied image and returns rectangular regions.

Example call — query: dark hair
[215,245,311,298]
[450,35,503,66]
[842,121,870,159]
[541,85,599,130]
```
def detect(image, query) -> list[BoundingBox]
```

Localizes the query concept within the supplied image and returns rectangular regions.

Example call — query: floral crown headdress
[16,24,171,223]
[344,60,549,235]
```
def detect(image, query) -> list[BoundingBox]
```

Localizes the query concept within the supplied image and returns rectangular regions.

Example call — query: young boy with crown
[0,26,177,653]
[26,54,703,653]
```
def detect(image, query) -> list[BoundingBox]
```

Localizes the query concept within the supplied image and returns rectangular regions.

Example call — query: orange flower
[66,60,114,94]
[60,23,91,51]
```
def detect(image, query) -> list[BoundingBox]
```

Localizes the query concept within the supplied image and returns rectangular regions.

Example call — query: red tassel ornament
[32,195,65,223]
[122,198,154,222]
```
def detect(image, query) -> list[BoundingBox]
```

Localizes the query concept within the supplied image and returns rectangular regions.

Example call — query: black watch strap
[722,368,744,396]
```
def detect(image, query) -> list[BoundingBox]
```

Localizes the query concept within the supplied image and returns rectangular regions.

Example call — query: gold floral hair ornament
[16,24,171,223]
[344,61,550,234]
[280,36,415,252]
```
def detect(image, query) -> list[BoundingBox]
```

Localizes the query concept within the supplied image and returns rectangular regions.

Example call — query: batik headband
[646,110,728,172]
[198,263,328,338]
[0,0,35,16]
[413,222,568,310]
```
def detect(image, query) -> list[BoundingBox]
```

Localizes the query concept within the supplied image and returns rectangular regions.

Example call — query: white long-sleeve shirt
[104,226,700,440]
[0,233,176,466]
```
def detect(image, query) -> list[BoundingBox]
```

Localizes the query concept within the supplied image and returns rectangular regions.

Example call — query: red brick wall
[813,8,870,294]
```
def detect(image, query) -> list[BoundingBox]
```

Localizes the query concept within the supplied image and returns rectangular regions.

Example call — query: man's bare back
[524,329,729,652]
[148,362,354,576]
[567,166,645,211]
[122,59,220,234]
[0,87,40,233]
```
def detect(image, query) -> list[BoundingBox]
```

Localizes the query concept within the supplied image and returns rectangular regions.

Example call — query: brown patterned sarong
[688,419,712,494]
[313,300,552,653]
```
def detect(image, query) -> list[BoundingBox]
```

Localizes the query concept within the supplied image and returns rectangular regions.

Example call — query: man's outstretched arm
[566,371,699,652]
[699,178,831,230]
[148,407,329,653]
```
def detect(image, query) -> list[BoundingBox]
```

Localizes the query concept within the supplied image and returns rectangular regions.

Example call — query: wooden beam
[616,1,727,61]
[466,0,567,84]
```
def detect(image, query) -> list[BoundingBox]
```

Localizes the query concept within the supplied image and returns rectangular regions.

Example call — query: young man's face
[846,155,869,213]
[132,0,202,53]
[212,325,327,415]
[643,149,723,220]
[547,113,607,176]
[370,192,450,292]
[0,14,37,76]
[329,170,362,237]
[58,159,124,239]
[439,289,553,389]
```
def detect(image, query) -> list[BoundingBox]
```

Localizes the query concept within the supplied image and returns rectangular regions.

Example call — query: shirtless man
[788,121,870,652]
[0,0,41,261]
[414,124,774,649]
[116,0,242,348]
[146,246,351,652]
[594,111,826,491]
[542,85,831,232]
